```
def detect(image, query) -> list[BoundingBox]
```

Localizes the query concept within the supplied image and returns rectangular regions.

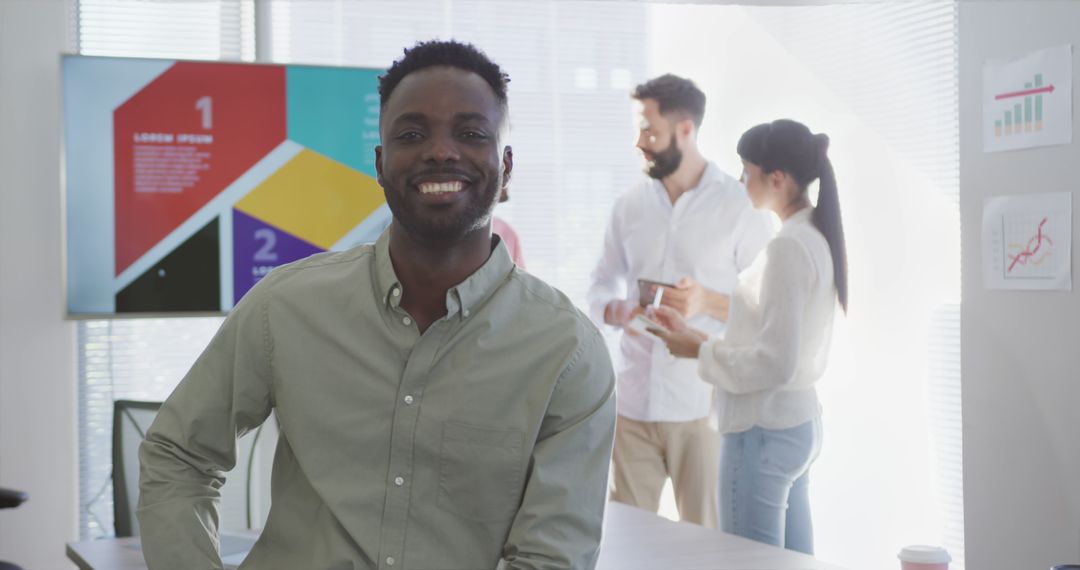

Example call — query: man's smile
[418,180,465,195]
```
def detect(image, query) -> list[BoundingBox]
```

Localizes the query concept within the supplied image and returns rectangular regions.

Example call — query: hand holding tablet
[628,313,669,337]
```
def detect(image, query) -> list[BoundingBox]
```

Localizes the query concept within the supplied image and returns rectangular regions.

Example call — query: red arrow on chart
[995,84,1055,100]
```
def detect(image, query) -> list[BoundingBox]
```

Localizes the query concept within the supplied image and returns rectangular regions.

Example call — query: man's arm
[701,286,730,320]
[499,327,617,570]
[660,204,774,321]
[137,286,274,569]
[603,298,644,328]
[658,277,730,321]
[587,202,633,329]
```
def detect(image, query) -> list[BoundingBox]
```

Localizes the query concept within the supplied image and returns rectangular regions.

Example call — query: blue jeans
[719,418,822,554]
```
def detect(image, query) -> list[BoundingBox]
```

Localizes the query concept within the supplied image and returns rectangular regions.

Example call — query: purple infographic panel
[232,208,322,305]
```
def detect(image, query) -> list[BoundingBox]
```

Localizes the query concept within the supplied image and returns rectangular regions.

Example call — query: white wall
[0,1,79,568]
[960,2,1080,569]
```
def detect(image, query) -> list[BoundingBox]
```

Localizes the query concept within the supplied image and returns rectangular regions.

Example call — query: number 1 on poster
[195,96,213,130]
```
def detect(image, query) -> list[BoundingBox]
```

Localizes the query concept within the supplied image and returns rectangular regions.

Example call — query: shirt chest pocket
[437,421,526,522]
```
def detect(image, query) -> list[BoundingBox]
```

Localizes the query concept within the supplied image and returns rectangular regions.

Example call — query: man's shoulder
[259,244,375,291]
[505,272,612,387]
[700,164,750,202]
[602,178,662,227]
[505,270,604,343]
[613,177,657,205]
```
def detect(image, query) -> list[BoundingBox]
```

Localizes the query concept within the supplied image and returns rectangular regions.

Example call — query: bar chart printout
[992,73,1048,137]
[983,192,1072,291]
[983,45,1072,153]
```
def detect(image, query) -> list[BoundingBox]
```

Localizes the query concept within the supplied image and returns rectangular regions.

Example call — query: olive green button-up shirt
[137,231,617,570]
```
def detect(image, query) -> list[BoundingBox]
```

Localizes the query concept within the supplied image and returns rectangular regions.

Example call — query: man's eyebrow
[389,112,429,126]
[453,112,493,124]
[388,112,496,126]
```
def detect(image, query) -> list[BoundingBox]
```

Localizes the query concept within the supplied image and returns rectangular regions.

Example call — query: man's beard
[382,174,501,242]
[645,137,682,179]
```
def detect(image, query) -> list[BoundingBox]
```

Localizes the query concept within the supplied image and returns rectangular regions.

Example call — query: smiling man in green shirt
[137,40,616,570]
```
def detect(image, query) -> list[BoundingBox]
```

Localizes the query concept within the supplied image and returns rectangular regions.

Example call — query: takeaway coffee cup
[898,545,950,570]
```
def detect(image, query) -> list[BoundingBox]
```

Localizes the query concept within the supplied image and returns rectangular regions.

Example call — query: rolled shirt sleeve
[499,325,617,570]
[587,204,629,329]
[137,284,274,570]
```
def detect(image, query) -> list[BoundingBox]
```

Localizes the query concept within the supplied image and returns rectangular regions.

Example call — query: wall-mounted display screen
[63,55,389,316]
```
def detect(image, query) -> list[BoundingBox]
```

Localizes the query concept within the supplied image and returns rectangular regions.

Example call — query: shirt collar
[373,227,515,319]
[783,206,815,227]
[649,161,722,196]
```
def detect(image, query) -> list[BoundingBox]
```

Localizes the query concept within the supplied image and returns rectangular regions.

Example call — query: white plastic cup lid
[898,545,952,564]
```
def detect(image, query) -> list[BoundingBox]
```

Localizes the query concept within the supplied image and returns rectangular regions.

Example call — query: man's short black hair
[379,40,510,109]
[632,74,706,128]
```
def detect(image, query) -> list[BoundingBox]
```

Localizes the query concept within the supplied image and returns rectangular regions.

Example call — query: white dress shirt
[698,207,837,434]
[588,162,774,423]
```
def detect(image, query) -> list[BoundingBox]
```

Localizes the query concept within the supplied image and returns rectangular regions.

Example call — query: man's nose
[423,133,460,163]
[635,131,648,150]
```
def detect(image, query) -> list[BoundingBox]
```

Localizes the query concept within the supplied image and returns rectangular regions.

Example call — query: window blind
[73,0,252,539]
[76,0,254,61]
[645,3,960,566]
[743,3,962,568]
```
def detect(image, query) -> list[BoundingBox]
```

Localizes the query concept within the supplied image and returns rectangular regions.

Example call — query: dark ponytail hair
[737,119,848,312]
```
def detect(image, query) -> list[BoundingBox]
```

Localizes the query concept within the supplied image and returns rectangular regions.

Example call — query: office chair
[112,399,276,537]
[0,486,28,570]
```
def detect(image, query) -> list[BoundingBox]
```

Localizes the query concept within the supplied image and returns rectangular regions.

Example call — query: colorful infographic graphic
[64,56,389,315]
[983,45,1073,153]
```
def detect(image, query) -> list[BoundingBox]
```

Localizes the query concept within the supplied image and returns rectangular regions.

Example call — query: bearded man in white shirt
[587,74,773,528]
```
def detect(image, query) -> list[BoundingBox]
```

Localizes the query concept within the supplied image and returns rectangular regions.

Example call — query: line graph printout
[983,192,1072,290]
[983,45,1072,153]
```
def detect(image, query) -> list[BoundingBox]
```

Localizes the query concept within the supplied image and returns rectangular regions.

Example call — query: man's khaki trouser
[609,415,719,528]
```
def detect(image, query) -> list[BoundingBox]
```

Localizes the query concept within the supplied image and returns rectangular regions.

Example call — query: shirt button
[386,557,395,566]
[403,395,414,405]
[462,309,471,318]
[394,476,405,486]
[392,287,400,297]
[402,316,412,326]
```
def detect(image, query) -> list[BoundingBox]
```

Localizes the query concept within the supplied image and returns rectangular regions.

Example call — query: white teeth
[419,181,465,194]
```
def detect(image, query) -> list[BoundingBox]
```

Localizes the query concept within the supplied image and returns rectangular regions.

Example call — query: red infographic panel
[113,62,286,275]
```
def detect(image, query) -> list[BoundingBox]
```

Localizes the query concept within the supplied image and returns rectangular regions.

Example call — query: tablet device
[637,278,677,306]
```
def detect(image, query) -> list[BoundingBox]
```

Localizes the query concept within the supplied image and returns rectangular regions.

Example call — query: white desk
[598,502,844,569]
[66,536,144,570]
[66,502,844,569]
[65,532,259,570]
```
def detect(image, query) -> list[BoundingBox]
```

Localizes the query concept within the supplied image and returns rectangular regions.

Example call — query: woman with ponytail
[648,119,846,554]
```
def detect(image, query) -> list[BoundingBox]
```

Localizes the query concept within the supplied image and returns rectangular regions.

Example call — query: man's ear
[374,145,384,186]
[678,118,695,140]
[501,145,514,190]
